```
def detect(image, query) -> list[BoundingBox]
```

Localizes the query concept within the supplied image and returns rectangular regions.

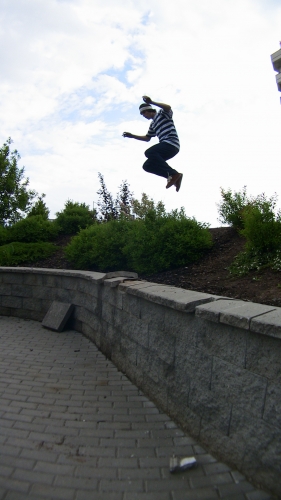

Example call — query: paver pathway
[0,316,273,500]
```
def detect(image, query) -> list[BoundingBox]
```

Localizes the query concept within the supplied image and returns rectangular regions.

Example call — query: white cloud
[0,0,281,227]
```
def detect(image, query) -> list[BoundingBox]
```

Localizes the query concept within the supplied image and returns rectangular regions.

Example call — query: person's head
[139,103,156,119]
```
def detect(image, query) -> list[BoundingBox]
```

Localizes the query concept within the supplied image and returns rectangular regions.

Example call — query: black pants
[143,142,179,179]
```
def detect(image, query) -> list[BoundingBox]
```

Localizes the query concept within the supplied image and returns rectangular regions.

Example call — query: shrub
[55,200,96,234]
[65,209,212,274]
[65,219,129,271]
[241,205,281,254]
[217,186,279,231]
[217,186,250,229]
[7,215,58,243]
[0,242,56,266]
[229,248,281,277]
[123,209,212,274]
[0,225,8,246]
[229,203,281,276]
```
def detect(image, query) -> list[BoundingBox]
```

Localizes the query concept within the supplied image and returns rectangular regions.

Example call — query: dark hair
[139,103,156,114]
[139,104,150,110]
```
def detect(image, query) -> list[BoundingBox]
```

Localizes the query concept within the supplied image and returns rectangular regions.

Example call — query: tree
[55,200,96,234]
[96,173,135,221]
[27,194,50,220]
[116,179,133,219]
[97,173,118,221]
[0,138,37,226]
[131,193,166,219]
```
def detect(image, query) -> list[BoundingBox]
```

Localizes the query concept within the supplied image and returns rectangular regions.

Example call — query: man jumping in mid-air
[123,96,183,192]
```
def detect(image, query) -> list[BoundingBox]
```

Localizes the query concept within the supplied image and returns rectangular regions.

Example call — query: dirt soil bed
[21,228,281,308]
[142,227,281,308]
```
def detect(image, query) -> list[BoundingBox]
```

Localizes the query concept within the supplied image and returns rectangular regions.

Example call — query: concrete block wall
[0,267,280,496]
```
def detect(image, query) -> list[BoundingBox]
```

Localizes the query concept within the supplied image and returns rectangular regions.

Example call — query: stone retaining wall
[0,267,280,496]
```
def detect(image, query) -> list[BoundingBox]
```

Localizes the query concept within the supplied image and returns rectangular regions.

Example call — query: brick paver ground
[0,316,273,500]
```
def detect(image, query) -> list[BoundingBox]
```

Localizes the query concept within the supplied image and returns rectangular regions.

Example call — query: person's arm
[142,95,171,112]
[122,132,151,142]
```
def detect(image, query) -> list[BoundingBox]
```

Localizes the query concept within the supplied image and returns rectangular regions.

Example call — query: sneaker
[175,174,183,192]
[166,173,182,189]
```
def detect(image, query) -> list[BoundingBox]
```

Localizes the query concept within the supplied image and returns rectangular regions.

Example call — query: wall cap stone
[195,298,244,322]
[0,267,106,283]
[119,280,217,312]
[0,267,137,284]
[196,299,277,332]
[104,277,137,288]
[105,271,138,279]
[250,308,281,338]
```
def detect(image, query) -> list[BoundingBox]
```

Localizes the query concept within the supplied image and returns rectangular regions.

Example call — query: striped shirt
[146,109,180,150]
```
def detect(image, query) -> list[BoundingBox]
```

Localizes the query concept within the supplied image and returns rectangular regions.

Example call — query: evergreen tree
[97,173,118,221]
[116,179,133,218]
[27,194,50,220]
[97,174,135,221]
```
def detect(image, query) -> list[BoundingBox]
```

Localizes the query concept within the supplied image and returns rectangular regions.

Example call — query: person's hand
[123,132,133,138]
[142,96,152,104]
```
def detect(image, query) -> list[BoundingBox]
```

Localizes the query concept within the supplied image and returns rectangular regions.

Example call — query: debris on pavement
[169,455,197,473]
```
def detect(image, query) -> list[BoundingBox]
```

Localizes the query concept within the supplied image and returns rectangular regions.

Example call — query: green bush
[217,186,279,231]
[229,203,281,276]
[65,219,129,271]
[123,209,212,274]
[65,209,212,274]
[0,242,56,266]
[241,205,281,254]
[55,200,96,235]
[229,248,281,277]
[217,186,250,229]
[7,215,58,243]
[0,225,8,246]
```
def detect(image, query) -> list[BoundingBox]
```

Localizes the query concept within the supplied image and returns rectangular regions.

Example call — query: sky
[0,0,281,227]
